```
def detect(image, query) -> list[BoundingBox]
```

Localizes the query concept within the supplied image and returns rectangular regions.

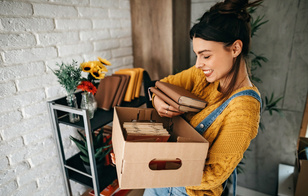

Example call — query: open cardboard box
[112,107,209,189]
[294,138,308,196]
[294,94,308,196]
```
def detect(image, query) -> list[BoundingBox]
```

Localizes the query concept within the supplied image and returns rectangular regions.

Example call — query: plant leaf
[77,130,86,142]
[80,154,89,164]
[69,136,88,156]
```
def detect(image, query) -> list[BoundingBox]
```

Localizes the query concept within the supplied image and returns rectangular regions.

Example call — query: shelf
[49,93,147,196]
[66,153,117,191]
[56,96,147,131]
[59,108,113,130]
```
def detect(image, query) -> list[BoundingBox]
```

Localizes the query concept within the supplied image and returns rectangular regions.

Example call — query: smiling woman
[192,38,250,93]
[147,0,263,196]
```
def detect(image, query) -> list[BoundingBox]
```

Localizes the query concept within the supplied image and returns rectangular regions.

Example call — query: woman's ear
[232,40,243,58]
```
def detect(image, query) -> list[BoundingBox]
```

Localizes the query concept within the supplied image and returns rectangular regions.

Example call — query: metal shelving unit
[47,91,146,196]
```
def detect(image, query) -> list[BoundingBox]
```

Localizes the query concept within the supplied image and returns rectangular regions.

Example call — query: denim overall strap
[195,89,261,196]
[195,89,262,135]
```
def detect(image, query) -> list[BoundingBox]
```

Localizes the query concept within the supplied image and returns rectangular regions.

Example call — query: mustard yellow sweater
[160,66,261,196]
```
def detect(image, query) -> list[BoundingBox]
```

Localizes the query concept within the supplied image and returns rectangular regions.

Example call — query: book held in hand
[155,81,207,109]
[150,87,201,113]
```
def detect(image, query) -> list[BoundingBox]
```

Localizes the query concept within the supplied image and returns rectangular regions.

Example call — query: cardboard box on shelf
[112,107,209,189]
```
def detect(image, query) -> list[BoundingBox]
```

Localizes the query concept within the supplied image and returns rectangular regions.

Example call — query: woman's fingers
[153,96,184,117]
[110,153,116,166]
[162,109,184,117]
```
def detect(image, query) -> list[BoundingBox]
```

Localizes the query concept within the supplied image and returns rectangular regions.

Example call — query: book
[123,122,170,142]
[149,87,201,113]
[133,68,144,98]
[111,74,130,107]
[114,68,144,102]
[95,75,122,111]
[114,69,138,102]
[155,81,207,109]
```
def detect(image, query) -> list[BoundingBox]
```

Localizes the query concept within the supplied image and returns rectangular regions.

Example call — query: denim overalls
[195,89,262,196]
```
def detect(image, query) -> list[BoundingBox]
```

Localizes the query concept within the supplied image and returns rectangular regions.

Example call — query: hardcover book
[95,76,122,111]
[114,68,144,102]
[149,87,201,113]
[114,69,138,102]
[111,74,130,107]
[133,68,144,98]
[155,81,207,109]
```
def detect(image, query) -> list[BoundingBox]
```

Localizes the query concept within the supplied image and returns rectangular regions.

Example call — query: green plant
[49,60,82,94]
[69,130,112,165]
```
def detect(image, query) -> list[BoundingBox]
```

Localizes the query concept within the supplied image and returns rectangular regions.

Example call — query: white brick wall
[0,1,229,195]
[0,0,133,195]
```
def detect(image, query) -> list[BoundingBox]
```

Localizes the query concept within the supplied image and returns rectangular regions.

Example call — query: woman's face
[193,37,234,85]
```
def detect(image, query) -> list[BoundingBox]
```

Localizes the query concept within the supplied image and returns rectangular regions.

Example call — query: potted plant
[69,129,112,174]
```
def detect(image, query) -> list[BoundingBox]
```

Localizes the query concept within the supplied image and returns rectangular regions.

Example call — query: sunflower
[95,61,108,72]
[98,57,111,66]
[80,62,93,72]
[90,67,106,79]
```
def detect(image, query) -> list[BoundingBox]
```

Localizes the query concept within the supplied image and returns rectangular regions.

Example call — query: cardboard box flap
[169,116,207,143]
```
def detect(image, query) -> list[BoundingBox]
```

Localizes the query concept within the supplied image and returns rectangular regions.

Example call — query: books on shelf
[94,68,144,111]
[155,81,207,109]
[114,68,144,102]
[95,75,122,111]
[123,122,170,142]
[111,74,130,107]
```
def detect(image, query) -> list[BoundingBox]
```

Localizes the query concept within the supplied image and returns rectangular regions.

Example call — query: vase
[66,93,80,123]
[80,92,97,119]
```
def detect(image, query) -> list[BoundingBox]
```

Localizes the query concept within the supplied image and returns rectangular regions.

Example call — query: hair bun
[210,0,262,22]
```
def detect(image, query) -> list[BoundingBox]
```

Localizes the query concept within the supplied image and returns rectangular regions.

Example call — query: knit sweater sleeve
[186,95,261,195]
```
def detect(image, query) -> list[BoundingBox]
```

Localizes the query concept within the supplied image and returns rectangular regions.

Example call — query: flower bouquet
[77,57,112,119]
[49,57,111,121]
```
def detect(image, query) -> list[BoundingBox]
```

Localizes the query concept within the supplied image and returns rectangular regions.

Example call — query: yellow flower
[80,62,93,72]
[90,67,106,79]
[95,62,108,72]
[98,57,111,66]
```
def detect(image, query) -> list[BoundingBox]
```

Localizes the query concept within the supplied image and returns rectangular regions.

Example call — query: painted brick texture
[0,0,133,195]
[1,0,307,195]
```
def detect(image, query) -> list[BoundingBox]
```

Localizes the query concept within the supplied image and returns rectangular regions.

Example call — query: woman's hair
[190,0,262,100]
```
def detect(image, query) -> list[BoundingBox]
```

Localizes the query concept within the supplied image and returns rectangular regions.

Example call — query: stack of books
[95,68,144,111]
[150,81,207,112]
[123,122,170,142]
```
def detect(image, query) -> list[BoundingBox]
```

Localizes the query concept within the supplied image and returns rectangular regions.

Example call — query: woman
[144,0,263,195]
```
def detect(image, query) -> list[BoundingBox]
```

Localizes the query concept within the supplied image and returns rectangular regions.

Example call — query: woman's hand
[153,95,184,118]
[110,152,116,166]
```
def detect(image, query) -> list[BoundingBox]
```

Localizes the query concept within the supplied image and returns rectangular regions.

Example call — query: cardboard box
[294,137,308,196]
[112,107,209,189]
[294,94,308,196]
